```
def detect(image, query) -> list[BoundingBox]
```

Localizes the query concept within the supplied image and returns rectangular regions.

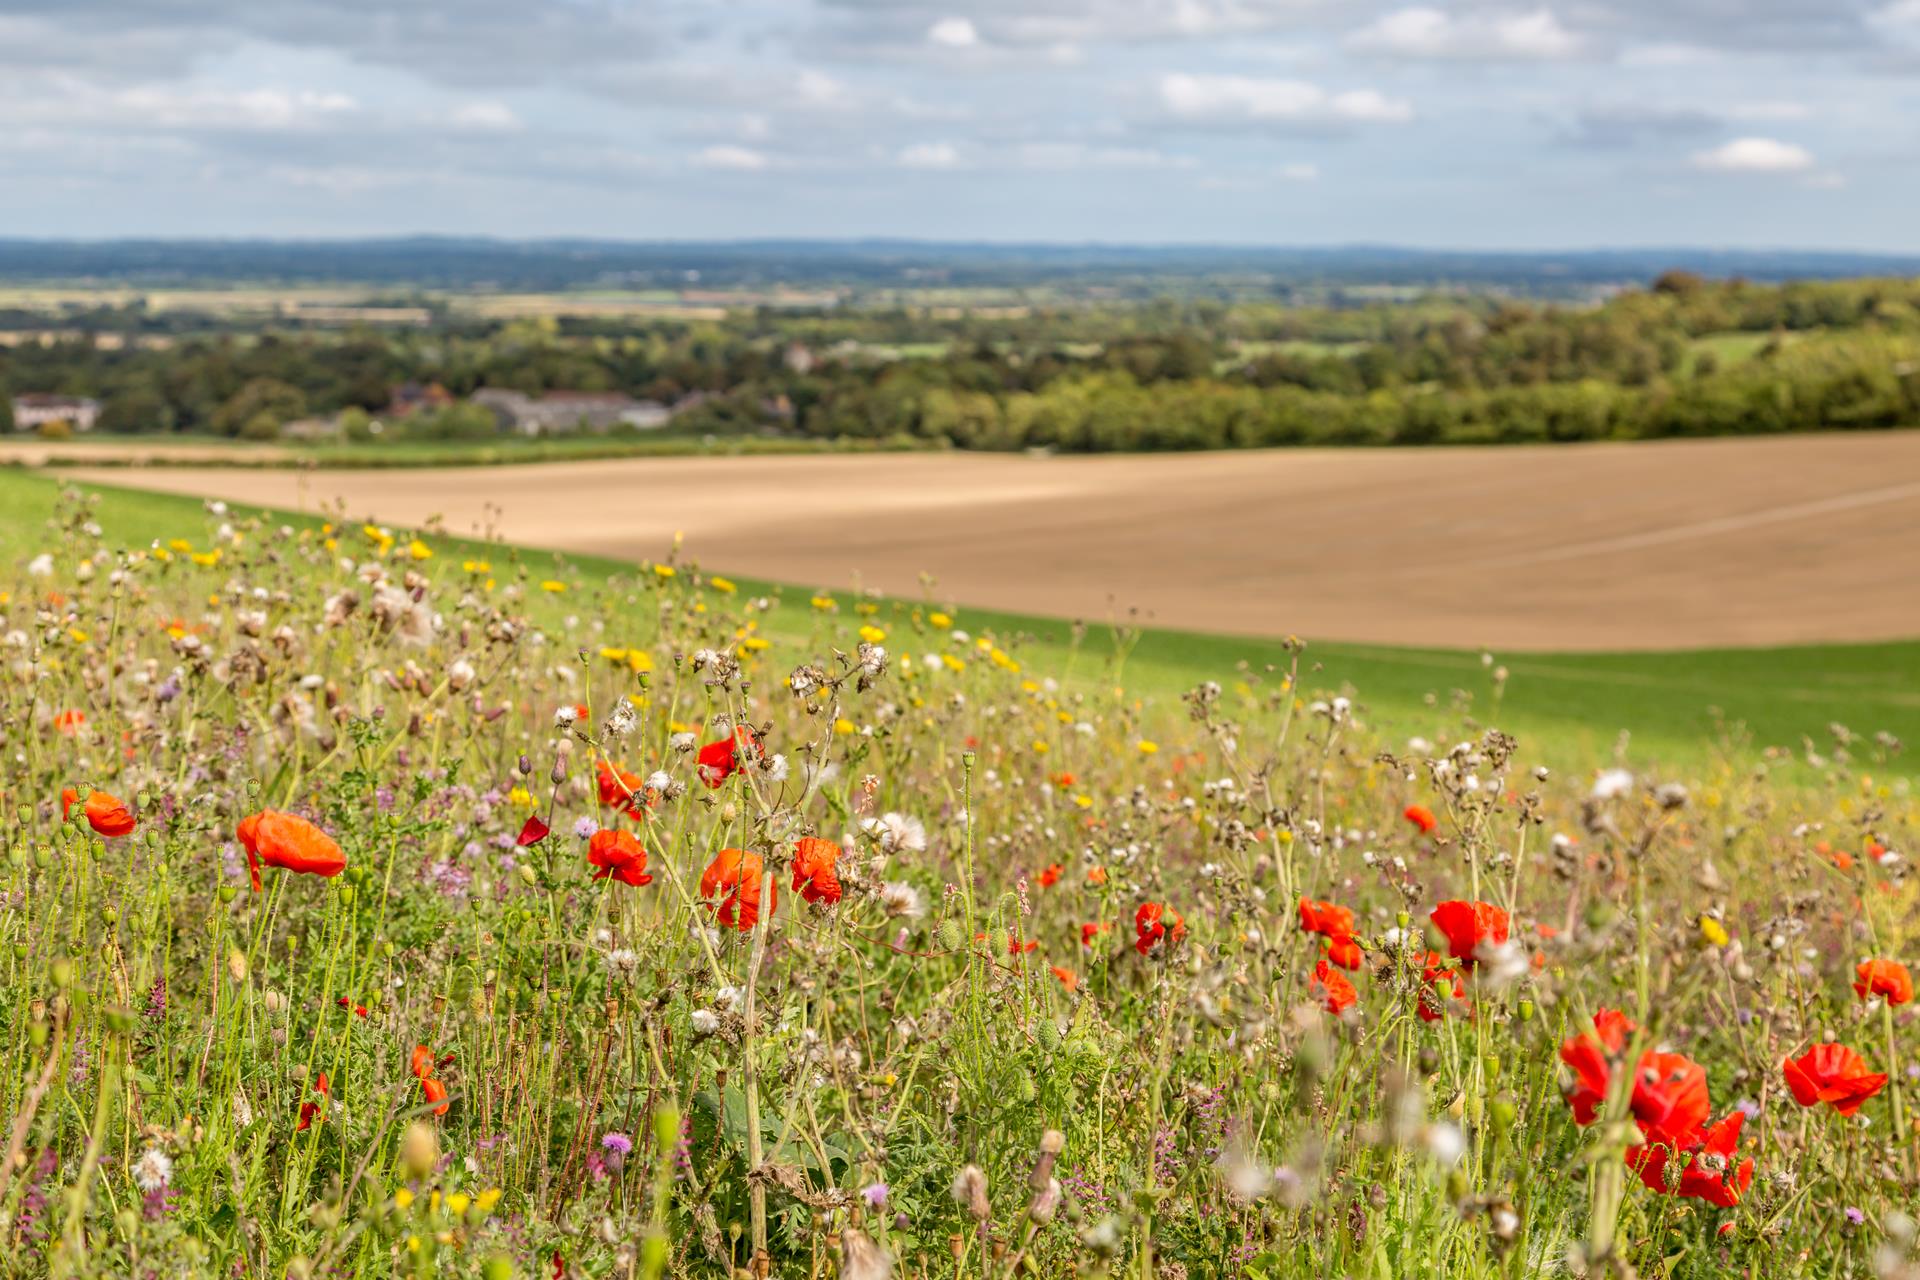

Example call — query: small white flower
[132,1147,173,1192]
[879,881,925,919]
[1590,768,1634,800]
[447,658,476,691]
[690,1008,721,1036]
[26,554,53,578]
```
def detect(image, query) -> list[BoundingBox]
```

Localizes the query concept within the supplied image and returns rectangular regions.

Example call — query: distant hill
[0,238,1916,297]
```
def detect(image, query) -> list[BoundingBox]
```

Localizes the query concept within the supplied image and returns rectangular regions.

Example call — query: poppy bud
[400,1121,438,1179]
[937,919,961,951]
[518,755,532,776]
[218,885,237,904]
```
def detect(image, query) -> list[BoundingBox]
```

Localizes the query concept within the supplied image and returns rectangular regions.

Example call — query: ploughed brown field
[73,432,1920,651]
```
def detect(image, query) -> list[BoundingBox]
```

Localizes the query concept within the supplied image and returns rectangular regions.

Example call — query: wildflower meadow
[1,484,1915,1280]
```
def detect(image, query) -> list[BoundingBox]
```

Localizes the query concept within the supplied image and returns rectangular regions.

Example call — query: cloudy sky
[2,0,1917,247]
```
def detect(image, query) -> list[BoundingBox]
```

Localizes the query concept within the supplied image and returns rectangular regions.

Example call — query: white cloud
[98,85,357,131]
[1011,141,1191,169]
[1691,136,1814,173]
[1159,73,1413,127]
[1349,7,1583,60]
[1724,101,1810,122]
[1280,162,1319,181]
[448,101,520,132]
[898,140,962,168]
[927,16,980,47]
[692,144,770,171]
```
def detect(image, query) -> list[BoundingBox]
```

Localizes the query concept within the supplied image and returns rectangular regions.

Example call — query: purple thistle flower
[574,816,600,839]
[861,1182,889,1210]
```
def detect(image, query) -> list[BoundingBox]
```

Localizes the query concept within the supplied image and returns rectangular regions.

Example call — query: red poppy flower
[1081,922,1109,947]
[1404,804,1438,834]
[1430,900,1510,967]
[1782,1043,1888,1117]
[53,709,86,736]
[1298,897,1357,940]
[1051,966,1078,992]
[335,997,368,1018]
[60,787,136,838]
[516,814,551,847]
[1008,935,1039,955]
[700,848,775,929]
[696,727,763,788]
[409,1044,436,1079]
[1038,864,1063,889]
[790,837,843,905]
[595,760,654,819]
[1629,1052,1713,1143]
[1854,958,1913,1006]
[1559,1007,1635,1124]
[1049,771,1076,788]
[586,828,653,887]
[1627,1111,1753,1208]
[236,809,347,893]
[421,1076,450,1117]
[1310,958,1358,1015]
[1327,936,1363,970]
[1134,902,1185,956]
[1417,951,1468,1023]
[297,1071,330,1131]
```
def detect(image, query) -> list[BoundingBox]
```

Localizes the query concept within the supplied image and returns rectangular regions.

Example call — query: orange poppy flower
[1854,958,1913,1005]
[1782,1043,1888,1117]
[700,848,775,930]
[53,709,86,736]
[1430,900,1509,967]
[1050,966,1078,992]
[696,726,763,788]
[409,1044,436,1079]
[1327,936,1364,970]
[1134,902,1185,956]
[1038,864,1063,889]
[236,810,347,893]
[61,787,136,838]
[421,1076,450,1117]
[1310,958,1358,1015]
[790,837,843,906]
[595,760,654,819]
[297,1072,331,1131]
[1298,897,1357,940]
[1627,1111,1753,1208]
[586,828,653,887]
[1404,804,1437,834]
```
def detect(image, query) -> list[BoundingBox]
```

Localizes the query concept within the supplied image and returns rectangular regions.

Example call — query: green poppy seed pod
[33,846,50,869]
[1491,1095,1517,1130]
[14,805,29,824]
[383,941,397,958]
[104,1005,135,1035]
[338,884,355,906]
[1446,1169,1470,1204]
[245,778,261,797]
[482,1256,513,1280]
[50,958,74,989]
[217,884,238,904]
[1396,910,1410,929]
[101,907,117,926]
[135,791,150,810]
[1518,999,1535,1023]
[11,943,26,961]
[29,1021,47,1048]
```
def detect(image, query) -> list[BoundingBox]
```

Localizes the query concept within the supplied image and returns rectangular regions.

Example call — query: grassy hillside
[1,466,1912,776]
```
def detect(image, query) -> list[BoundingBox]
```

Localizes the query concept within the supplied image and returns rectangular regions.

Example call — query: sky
[2,0,1918,248]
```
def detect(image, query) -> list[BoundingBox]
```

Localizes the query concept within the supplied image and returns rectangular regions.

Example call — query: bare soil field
[0,439,293,466]
[70,433,1920,650]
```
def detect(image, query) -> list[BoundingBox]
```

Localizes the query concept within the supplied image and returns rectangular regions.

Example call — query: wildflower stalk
[741,862,776,1264]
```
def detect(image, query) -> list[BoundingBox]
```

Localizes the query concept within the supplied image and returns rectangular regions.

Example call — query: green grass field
[2,466,1912,777]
